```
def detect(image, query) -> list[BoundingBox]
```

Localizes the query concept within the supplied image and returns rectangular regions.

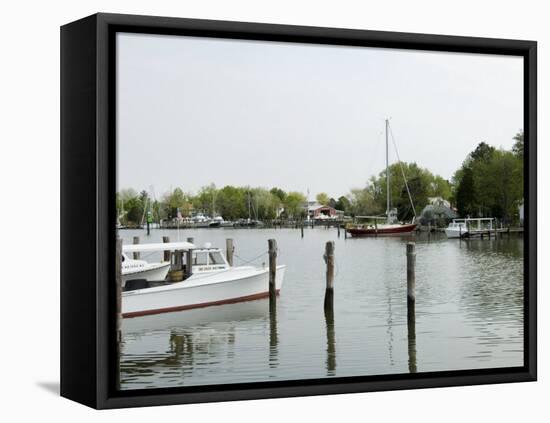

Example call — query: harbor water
[118,227,524,390]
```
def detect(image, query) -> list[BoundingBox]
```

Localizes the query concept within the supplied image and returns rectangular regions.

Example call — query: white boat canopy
[122,241,196,253]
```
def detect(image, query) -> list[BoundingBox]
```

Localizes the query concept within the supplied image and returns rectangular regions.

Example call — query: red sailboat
[346,119,417,238]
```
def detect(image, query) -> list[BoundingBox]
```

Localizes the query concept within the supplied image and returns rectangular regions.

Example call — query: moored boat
[347,221,417,237]
[346,119,417,237]
[121,241,286,318]
[121,252,171,288]
[445,217,494,238]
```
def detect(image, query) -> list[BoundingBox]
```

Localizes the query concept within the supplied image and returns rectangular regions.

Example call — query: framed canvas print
[60,13,537,409]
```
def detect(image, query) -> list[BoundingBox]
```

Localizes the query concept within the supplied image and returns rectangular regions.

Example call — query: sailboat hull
[347,223,417,237]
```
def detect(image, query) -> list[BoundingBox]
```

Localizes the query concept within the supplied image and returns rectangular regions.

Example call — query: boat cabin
[189,248,230,273]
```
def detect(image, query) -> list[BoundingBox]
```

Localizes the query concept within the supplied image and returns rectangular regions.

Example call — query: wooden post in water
[162,236,170,262]
[301,224,304,238]
[186,248,194,279]
[337,225,340,238]
[226,238,234,266]
[324,241,335,311]
[406,241,417,372]
[406,242,416,304]
[187,237,194,244]
[132,236,140,259]
[268,239,277,304]
[115,237,122,389]
[407,294,417,373]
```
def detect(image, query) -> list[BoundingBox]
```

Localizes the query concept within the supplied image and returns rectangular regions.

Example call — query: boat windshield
[209,251,225,265]
[194,251,208,265]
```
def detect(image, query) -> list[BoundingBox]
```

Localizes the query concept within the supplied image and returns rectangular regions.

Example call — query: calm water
[118,228,524,390]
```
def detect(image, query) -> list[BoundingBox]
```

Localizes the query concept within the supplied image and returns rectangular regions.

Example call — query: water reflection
[324,306,336,375]
[269,301,279,369]
[407,300,417,373]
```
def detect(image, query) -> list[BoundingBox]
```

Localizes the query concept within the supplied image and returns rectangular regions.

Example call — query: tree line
[117,131,524,225]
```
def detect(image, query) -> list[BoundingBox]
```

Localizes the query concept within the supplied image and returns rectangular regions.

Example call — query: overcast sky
[117,32,523,200]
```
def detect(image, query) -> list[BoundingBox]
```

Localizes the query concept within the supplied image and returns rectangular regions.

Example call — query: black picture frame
[60,12,537,409]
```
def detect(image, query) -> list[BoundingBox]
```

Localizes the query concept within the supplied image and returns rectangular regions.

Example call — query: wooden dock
[461,227,523,239]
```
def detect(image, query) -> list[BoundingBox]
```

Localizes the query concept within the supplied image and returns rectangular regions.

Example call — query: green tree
[217,185,247,220]
[284,192,306,218]
[316,192,330,205]
[365,162,444,219]
[335,196,350,213]
[455,167,476,217]
[163,188,192,219]
[270,187,287,202]
[512,131,524,159]
[453,138,523,222]
[348,188,381,216]
[193,183,218,216]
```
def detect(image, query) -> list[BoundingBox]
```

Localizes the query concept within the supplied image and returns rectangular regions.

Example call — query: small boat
[445,217,494,238]
[347,119,417,237]
[121,241,286,318]
[121,253,170,288]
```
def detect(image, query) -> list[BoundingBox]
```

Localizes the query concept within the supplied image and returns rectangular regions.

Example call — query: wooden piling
[407,298,417,373]
[132,236,140,259]
[268,239,277,304]
[301,224,304,238]
[406,242,416,304]
[162,236,170,262]
[406,241,417,372]
[186,248,194,279]
[337,225,340,238]
[325,304,336,374]
[226,238,234,266]
[324,241,335,310]
[115,237,122,389]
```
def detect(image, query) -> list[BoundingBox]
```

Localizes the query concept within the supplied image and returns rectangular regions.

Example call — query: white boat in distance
[121,241,286,318]
[445,217,495,238]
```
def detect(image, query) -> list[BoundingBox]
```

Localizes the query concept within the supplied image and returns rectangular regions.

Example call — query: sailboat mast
[386,118,390,218]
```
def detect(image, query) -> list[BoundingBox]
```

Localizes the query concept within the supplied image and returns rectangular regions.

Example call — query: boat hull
[122,265,286,318]
[121,262,171,287]
[445,228,468,238]
[347,223,417,237]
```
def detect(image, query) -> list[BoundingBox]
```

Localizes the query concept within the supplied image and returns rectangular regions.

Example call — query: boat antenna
[388,122,417,220]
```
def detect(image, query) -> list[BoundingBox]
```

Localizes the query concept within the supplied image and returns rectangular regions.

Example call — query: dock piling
[162,236,170,262]
[406,241,417,372]
[337,225,340,238]
[186,248,194,279]
[132,236,140,259]
[301,224,304,238]
[324,241,335,311]
[226,238,234,266]
[407,242,416,304]
[268,239,277,304]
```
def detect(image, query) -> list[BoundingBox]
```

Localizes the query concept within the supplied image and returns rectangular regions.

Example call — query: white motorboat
[445,220,468,238]
[121,241,286,318]
[445,217,494,238]
[121,253,170,288]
